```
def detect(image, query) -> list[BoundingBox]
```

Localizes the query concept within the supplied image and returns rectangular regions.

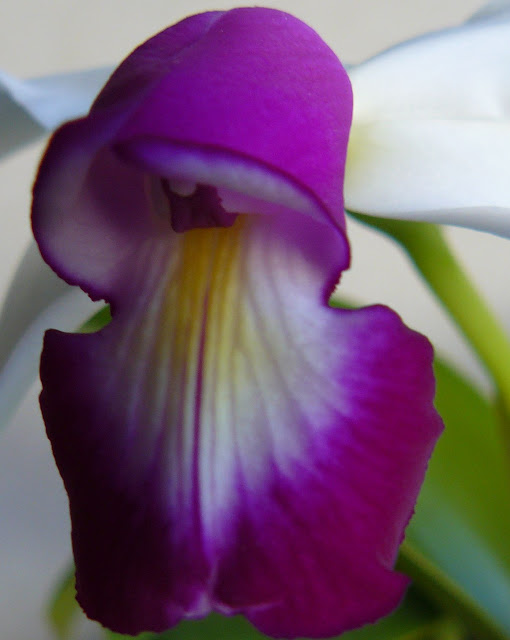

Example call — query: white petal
[468,0,510,23]
[0,243,99,428]
[0,67,112,159]
[345,119,510,236]
[349,14,510,122]
[346,8,510,235]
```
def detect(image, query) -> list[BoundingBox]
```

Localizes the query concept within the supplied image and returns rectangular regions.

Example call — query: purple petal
[112,8,352,228]
[32,8,352,300]
[30,11,226,298]
[40,212,441,636]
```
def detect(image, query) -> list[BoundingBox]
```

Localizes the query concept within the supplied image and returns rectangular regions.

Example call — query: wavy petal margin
[40,212,442,636]
[346,6,510,236]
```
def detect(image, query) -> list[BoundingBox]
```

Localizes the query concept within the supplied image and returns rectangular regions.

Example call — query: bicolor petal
[346,3,510,236]
[33,9,352,302]
[32,7,442,637]
[40,215,440,636]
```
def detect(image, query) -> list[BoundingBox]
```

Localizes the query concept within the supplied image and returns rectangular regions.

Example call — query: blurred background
[1,1,505,638]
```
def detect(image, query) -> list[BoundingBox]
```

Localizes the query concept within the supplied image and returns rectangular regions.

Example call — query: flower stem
[349,214,510,426]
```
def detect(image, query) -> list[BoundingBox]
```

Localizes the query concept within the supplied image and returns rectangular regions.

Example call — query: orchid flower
[27,7,445,637]
[1,2,509,636]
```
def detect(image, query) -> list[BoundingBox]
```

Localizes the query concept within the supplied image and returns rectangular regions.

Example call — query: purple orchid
[31,8,442,638]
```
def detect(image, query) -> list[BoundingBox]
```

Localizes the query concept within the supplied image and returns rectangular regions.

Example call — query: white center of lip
[169,179,197,197]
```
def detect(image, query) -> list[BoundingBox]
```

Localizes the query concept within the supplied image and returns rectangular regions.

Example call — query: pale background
[0,1,505,638]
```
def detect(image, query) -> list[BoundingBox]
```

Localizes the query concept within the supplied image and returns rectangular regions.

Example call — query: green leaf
[406,357,510,635]
[398,617,464,640]
[47,566,79,640]
[398,541,507,640]
[79,305,111,333]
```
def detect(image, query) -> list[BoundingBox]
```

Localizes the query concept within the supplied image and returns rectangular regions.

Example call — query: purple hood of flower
[32,8,442,638]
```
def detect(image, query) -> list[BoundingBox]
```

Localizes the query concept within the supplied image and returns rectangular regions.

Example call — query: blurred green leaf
[48,565,79,639]
[426,359,510,561]
[79,305,111,333]
[398,617,463,640]
[406,358,510,635]
[398,541,506,640]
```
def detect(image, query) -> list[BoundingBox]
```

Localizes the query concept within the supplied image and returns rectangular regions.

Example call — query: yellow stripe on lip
[118,217,249,518]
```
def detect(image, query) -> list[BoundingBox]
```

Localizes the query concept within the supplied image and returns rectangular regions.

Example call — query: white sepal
[0,243,100,428]
[0,67,112,158]
[346,8,510,237]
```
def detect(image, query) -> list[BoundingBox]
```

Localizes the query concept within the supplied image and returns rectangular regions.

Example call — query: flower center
[149,177,238,233]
